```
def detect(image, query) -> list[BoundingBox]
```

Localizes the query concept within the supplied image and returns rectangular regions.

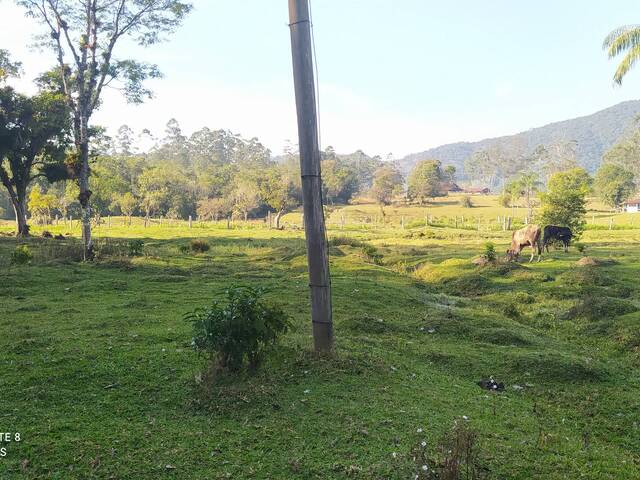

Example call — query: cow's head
[505,249,519,262]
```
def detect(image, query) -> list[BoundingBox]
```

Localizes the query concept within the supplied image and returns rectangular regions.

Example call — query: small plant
[411,420,486,479]
[460,195,474,208]
[127,239,144,257]
[361,243,383,265]
[575,242,586,255]
[11,244,33,266]
[186,286,290,372]
[483,242,496,262]
[178,244,190,254]
[190,239,210,253]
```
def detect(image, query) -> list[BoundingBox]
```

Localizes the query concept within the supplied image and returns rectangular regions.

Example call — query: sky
[1,0,640,158]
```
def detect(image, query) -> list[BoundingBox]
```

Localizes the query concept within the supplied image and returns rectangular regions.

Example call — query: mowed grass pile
[1,217,639,479]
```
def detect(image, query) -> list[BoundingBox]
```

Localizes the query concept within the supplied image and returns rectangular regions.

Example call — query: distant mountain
[399,100,640,177]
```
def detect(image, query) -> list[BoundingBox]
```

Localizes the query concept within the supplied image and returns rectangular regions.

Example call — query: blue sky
[2,0,640,157]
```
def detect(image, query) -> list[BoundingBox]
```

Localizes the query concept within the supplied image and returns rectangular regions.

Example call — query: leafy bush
[460,195,474,208]
[11,244,32,266]
[574,242,586,255]
[482,242,496,262]
[127,239,144,257]
[191,239,210,253]
[186,286,290,372]
[498,192,512,208]
[178,244,190,254]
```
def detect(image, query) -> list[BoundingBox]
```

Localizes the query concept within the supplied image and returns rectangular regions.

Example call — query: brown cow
[506,224,542,262]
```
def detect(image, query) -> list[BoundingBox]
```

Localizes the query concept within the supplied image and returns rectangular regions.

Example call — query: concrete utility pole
[288,0,333,351]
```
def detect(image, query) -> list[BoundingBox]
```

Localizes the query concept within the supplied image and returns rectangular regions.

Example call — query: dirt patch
[576,256,599,266]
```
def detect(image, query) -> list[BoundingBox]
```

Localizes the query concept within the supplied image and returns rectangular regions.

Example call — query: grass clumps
[186,286,290,372]
[190,239,210,253]
[343,314,402,335]
[411,420,487,480]
[512,351,606,383]
[475,327,532,346]
[564,296,637,322]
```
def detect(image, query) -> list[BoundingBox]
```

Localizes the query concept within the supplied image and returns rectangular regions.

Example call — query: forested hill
[399,100,640,176]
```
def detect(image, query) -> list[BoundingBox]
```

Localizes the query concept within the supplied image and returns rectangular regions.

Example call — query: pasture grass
[1,200,639,479]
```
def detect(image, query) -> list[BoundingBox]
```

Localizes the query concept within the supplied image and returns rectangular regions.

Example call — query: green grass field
[1,195,639,479]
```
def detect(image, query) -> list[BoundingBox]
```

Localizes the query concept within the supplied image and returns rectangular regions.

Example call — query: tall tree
[113,124,136,155]
[28,184,58,225]
[113,191,138,224]
[407,159,443,204]
[443,165,456,184]
[539,168,592,238]
[513,172,541,219]
[594,163,636,211]
[17,0,192,258]
[370,164,403,214]
[0,87,69,235]
[259,166,299,229]
[232,180,260,222]
[603,25,640,84]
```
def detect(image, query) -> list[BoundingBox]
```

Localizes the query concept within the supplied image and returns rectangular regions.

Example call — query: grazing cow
[506,224,542,262]
[542,225,572,253]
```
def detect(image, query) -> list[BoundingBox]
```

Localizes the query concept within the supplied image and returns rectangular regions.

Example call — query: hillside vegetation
[400,100,640,176]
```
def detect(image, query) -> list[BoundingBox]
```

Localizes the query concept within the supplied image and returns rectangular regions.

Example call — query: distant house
[439,182,462,194]
[624,198,640,213]
[463,186,490,195]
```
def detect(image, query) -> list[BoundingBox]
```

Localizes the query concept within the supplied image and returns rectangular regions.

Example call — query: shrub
[191,239,210,253]
[498,192,512,208]
[482,242,496,262]
[11,244,32,266]
[186,286,290,372]
[574,242,586,255]
[127,239,144,257]
[361,244,383,265]
[178,244,190,254]
[460,195,474,208]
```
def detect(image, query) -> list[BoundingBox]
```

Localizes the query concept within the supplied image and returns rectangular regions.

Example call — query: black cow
[542,225,572,253]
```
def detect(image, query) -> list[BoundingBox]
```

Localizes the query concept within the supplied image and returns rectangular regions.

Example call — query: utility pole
[288,0,333,351]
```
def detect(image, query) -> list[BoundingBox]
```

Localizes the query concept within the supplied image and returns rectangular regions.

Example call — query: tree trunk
[77,117,94,260]
[12,194,29,237]
[275,209,285,229]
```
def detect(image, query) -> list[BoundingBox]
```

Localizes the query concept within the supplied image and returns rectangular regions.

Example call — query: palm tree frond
[613,44,640,84]
[604,25,640,58]
[603,25,637,48]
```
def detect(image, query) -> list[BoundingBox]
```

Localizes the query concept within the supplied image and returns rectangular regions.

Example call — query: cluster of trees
[1,113,387,230]
[464,140,580,189]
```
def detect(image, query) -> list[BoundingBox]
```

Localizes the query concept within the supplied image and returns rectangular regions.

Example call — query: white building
[624,198,640,213]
